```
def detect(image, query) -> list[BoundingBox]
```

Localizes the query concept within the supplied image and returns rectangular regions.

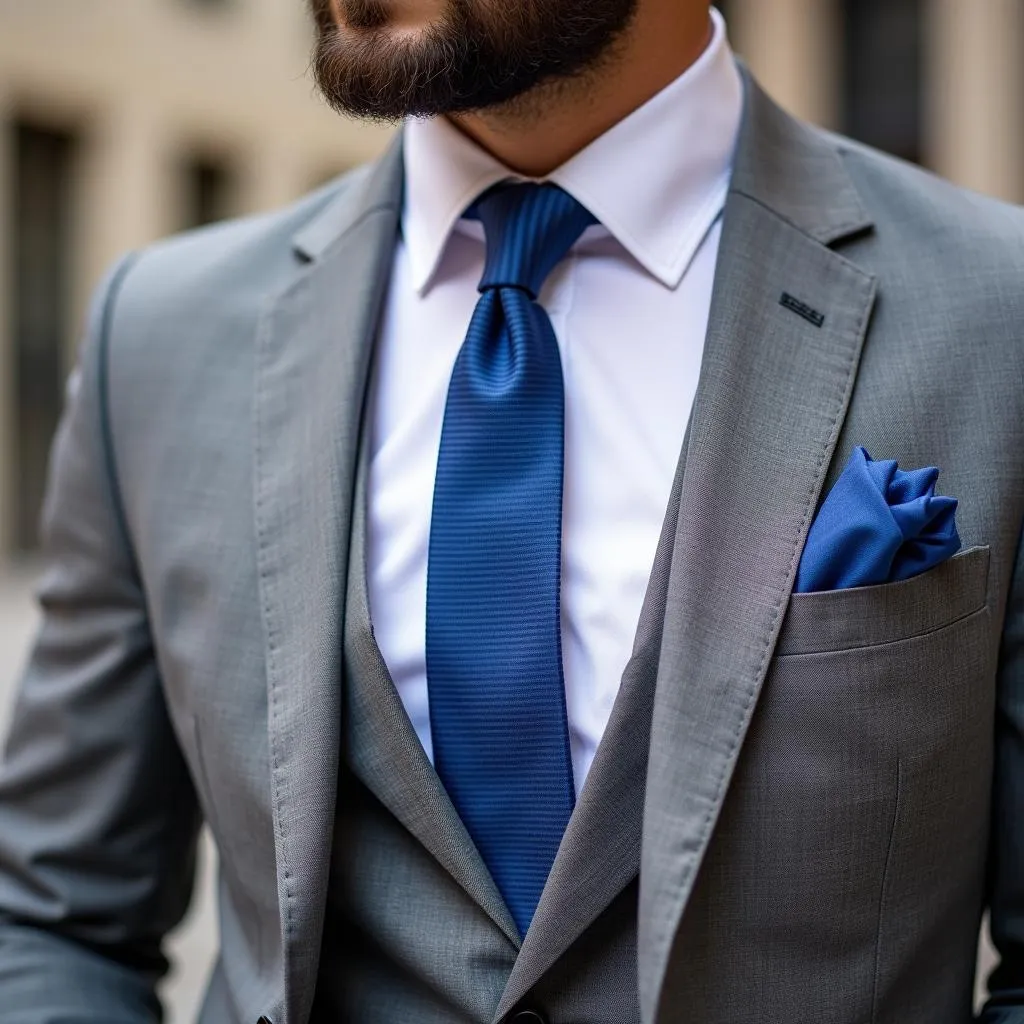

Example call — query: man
[0,0,1022,1021]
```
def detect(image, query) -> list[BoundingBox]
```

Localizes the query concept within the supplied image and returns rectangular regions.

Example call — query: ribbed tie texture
[426,183,596,937]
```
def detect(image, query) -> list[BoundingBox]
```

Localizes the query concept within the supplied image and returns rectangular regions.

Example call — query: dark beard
[309,0,638,122]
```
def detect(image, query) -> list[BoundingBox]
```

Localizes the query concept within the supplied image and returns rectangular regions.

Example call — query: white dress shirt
[367,9,743,794]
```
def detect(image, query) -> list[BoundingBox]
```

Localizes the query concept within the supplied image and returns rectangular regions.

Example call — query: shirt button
[511,1011,548,1024]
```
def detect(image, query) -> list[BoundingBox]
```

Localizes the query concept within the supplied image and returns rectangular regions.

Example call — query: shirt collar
[402,7,743,293]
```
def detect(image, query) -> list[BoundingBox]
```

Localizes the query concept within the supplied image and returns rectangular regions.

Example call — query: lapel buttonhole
[780,292,826,328]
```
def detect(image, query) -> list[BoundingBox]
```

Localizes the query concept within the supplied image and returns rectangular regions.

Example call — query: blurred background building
[2,0,1024,559]
[0,0,1018,1019]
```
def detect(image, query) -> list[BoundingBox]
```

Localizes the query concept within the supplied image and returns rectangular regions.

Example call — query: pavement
[0,563,1000,1019]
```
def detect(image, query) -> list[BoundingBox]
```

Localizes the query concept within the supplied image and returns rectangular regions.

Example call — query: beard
[309,0,639,122]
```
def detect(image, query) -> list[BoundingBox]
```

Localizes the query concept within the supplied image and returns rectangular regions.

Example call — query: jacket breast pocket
[776,544,990,656]
[764,545,994,815]
[723,544,996,1005]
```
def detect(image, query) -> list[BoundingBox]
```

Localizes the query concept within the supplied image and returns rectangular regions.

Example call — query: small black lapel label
[780,292,825,328]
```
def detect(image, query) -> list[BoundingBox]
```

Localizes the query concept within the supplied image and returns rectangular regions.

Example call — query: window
[8,121,78,552]
[842,0,924,164]
[180,155,237,229]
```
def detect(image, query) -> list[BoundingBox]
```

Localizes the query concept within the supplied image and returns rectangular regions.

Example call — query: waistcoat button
[511,1011,548,1024]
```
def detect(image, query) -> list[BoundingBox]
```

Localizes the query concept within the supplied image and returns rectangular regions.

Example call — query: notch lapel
[253,141,403,1024]
[638,76,877,1022]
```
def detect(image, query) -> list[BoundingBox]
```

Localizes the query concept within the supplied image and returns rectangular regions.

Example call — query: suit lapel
[638,76,877,1022]
[253,141,403,1024]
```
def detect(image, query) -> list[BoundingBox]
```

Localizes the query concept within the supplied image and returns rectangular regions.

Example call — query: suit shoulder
[798,131,1024,414]
[825,129,1024,254]
[815,129,1024,359]
[107,159,386,326]
[86,155,395,436]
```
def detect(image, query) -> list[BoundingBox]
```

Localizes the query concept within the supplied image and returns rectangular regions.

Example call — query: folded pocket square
[795,446,961,594]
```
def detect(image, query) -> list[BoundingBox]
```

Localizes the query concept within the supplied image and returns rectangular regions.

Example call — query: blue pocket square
[795,447,961,594]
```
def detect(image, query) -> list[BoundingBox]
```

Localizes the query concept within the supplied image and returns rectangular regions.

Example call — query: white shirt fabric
[366,9,743,795]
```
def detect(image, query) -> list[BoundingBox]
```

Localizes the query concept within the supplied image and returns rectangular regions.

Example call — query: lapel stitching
[255,144,403,1024]
[639,74,879,1023]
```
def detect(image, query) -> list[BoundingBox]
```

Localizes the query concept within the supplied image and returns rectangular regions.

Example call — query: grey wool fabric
[0,69,1023,1024]
[310,415,683,1023]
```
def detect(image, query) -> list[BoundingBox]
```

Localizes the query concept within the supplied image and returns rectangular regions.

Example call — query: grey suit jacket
[1,72,1023,1024]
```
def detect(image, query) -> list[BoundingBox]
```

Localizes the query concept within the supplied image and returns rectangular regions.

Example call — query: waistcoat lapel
[253,139,403,1024]
[638,73,877,1022]
[342,432,521,948]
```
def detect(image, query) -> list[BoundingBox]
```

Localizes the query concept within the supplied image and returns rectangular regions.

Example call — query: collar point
[641,259,689,291]
[405,248,440,296]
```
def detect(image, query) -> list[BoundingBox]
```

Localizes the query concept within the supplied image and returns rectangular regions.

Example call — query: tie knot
[472,183,596,298]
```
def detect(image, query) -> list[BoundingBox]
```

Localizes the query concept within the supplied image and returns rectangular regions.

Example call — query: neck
[449,2,714,177]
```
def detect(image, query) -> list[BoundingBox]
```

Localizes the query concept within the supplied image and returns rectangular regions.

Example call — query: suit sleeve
[0,255,203,1022]
[982,520,1024,1021]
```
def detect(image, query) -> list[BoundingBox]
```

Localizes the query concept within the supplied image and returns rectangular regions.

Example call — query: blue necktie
[426,183,596,937]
